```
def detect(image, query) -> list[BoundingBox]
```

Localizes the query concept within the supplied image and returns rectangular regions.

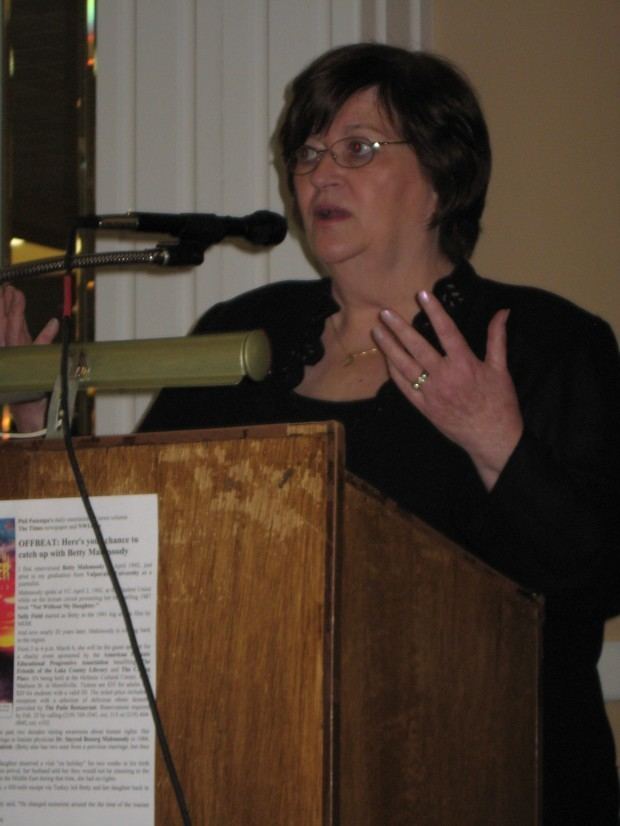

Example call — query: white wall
[95,0,430,435]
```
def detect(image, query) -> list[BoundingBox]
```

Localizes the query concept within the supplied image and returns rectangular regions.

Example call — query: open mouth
[315,206,349,220]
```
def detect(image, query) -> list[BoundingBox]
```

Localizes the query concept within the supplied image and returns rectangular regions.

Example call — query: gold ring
[411,369,429,392]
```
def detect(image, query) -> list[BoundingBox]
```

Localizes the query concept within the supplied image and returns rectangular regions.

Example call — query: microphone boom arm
[0,244,197,284]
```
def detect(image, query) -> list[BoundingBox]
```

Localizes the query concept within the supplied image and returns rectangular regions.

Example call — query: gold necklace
[329,315,379,367]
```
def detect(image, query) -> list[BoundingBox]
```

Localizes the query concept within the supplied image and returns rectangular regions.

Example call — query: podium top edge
[0,420,345,452]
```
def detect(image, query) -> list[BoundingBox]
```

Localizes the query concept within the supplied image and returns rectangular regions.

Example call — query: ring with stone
[411,369,429,392]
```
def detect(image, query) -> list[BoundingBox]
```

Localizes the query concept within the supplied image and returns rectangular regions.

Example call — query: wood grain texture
[152,433,334,825]
[339,475,541,825]
[0,422,540,825]
[0,424,341,826]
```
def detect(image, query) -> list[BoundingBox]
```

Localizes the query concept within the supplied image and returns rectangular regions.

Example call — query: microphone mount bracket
[155,239,208,267]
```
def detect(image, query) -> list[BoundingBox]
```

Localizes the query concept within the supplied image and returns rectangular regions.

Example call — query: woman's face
[293,87,441,273]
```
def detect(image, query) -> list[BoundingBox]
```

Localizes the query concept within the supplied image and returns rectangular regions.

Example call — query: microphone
[78,210,287,247]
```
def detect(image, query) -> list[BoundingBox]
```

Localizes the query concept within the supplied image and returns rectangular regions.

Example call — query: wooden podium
[0,422,541,825]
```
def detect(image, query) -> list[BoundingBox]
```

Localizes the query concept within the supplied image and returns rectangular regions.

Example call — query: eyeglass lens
[293,137,375,173]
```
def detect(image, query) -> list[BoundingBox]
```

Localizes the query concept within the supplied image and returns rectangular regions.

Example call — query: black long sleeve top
[140,259,620,824]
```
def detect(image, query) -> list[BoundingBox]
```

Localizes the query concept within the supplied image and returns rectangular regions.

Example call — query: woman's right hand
[1,284,60,433]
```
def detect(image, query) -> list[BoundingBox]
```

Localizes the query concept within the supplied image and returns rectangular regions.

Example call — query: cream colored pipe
[0,331,271,397]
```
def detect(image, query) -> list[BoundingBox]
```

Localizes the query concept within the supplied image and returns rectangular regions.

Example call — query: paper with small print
[0,495,158,826]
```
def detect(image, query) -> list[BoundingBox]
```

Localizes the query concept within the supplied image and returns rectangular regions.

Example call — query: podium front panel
[0,422,540,825]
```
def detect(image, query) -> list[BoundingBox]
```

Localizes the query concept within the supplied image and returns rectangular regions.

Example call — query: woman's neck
[328,251,453,327]
[295,251,453,403]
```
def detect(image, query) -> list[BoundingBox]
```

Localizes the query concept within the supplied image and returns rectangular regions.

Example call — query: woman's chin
[310,239,366,270]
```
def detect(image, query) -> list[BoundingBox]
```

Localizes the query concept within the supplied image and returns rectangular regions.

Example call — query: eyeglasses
[290,136,411,175]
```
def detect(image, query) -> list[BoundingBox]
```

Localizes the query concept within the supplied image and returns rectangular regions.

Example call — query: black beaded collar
[270,259,480,389]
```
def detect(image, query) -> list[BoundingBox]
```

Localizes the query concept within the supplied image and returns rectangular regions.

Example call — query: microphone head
[244,211,287,246]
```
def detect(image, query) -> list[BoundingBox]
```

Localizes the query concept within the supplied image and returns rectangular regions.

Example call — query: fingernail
[380,308,396,321]
[418,290,430,303]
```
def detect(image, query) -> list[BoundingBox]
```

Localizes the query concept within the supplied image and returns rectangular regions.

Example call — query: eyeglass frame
[289,136,412,175]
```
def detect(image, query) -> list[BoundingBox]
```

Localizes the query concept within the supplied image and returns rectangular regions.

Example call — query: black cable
[58,248,192,825]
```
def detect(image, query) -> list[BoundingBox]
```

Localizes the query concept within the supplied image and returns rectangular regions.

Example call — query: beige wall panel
[433,1,620,337]
[433,0,620,775]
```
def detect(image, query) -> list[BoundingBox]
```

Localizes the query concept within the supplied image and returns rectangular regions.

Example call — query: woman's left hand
[372,289,524,491]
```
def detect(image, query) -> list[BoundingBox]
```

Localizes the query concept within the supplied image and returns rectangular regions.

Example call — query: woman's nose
[308,150,342,186]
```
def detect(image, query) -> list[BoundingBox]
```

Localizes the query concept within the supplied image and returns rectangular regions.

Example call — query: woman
[5,43,620,824]
[142,44,620,825]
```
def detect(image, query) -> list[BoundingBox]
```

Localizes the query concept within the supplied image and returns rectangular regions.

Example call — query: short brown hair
[278,43,491,262]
